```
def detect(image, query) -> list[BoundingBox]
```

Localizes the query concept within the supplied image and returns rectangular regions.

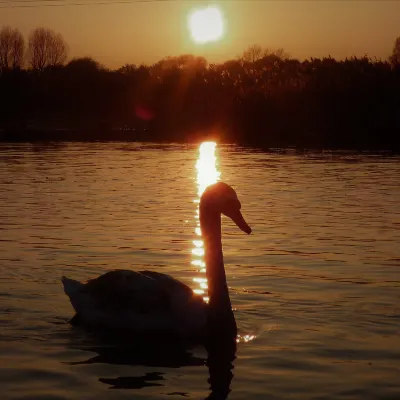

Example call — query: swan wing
[83,270,170,313]
[139,270,206,309]
[139,270,194,298]
[62,269,207,336]
[139,270,207,332]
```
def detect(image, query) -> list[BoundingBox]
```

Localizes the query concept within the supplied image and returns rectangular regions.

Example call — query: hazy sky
[1,0,399,68]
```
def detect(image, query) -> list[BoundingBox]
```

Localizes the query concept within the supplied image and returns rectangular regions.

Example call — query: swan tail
[62,276,84,299]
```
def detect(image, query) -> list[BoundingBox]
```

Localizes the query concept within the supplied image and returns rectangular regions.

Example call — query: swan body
[62,270,207,337]
[62,182,251,338]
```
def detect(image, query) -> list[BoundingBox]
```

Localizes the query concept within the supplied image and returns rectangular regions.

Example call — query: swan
[62,182,251,339]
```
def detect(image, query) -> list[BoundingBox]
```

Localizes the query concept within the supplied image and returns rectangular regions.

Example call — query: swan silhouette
[62,182,251,339]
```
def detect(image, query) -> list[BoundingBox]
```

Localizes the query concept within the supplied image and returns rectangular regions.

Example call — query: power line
[0,0,80,2]
[0,0,174,8]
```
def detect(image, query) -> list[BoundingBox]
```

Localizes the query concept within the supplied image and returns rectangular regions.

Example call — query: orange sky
[1,0,399,68]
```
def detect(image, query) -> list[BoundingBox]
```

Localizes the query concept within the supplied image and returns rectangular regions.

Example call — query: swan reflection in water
[65,332,205,392]
[64,142,254,399]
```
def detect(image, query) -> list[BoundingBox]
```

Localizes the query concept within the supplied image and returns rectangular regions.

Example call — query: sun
[188,6,224,44]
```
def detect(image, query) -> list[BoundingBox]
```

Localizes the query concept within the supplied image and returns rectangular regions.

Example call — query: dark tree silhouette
[389,37,400,66]
[1,35,400,150]
[27,27,68,71]
[0,26,24,71]
[241,44,264,63]
[241,45,290,63]
[66,57,103,73]
[152,54,207,75]
[117,63,137,76]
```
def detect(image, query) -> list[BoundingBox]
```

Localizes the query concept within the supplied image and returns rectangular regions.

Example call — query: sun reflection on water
[191,142,257,344]
[192,142,221,302]
[196,142,221,199]
[236,334,256,344]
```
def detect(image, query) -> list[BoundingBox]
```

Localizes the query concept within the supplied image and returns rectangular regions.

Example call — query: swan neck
[200,207,230,307]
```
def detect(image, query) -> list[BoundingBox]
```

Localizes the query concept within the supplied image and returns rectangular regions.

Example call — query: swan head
[200,182,251,234]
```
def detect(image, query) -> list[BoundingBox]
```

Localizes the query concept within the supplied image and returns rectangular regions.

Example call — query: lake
[0,142,399,400]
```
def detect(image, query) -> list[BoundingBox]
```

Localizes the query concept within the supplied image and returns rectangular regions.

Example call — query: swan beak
[226,209,252,234]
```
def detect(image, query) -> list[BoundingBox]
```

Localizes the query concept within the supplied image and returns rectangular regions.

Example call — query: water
[0,142,399,400]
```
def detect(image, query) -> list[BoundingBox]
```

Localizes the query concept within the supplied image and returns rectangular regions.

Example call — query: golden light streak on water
[192,142,221,303]
[191,142,257,343]
[196,142,221,198]
[236,334,257,343]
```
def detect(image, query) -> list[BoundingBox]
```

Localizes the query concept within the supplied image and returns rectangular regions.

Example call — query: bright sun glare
[188,7,224,44]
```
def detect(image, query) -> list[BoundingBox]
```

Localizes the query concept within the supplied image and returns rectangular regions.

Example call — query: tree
[0,26,25,71]
[389,37,400,66]
[241,45,290,63]
[66,57,102,73]
[27,27,68,71]
[269,47,290,61]
[241,44,263,63]
[152,54,207,74]
[117,63,137,75]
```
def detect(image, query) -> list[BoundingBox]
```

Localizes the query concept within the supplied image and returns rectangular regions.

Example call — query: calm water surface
[0,142,399,400]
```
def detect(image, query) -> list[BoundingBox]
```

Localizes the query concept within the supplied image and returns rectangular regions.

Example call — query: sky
[1,0,399,68]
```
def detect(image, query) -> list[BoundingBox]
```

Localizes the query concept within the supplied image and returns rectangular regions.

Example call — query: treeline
[0,26,68,71]
[1,26,400,150]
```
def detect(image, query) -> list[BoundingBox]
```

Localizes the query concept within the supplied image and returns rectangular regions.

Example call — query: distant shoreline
[1,129,399,154]
[2,54,400,153]
[0,128,150,143]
